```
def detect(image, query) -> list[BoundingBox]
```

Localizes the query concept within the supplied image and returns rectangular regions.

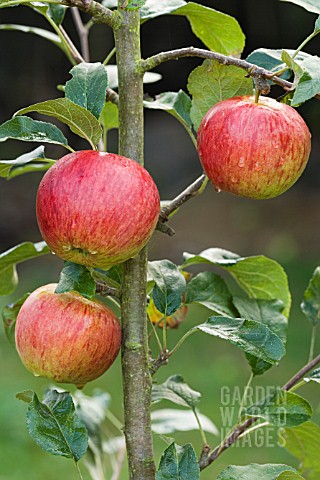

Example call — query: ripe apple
[36,151,160,269]
[197,95,311,199]
[15,284,121,388]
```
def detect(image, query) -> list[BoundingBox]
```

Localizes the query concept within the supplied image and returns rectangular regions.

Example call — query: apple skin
[36,151,160,269]
[15,284,121,388]
[197,95,311,199]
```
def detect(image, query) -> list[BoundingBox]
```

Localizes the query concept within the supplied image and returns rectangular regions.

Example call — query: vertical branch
[114,8,156,480]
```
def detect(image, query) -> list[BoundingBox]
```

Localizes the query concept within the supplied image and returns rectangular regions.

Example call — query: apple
[197,95,311,199]
[36,151,160,269]
[15,284,121,388]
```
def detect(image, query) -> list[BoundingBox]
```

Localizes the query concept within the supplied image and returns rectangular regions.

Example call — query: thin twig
[63,0,121,28]
[59,25,84,63]
[155,174,209,236]
[71,8,90,62]
[140,46,320,100]
[199,353,320,470]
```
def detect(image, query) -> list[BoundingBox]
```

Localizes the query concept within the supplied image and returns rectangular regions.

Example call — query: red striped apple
[15,284,121,388]
[197,95,311,199]
[36,151,160,268]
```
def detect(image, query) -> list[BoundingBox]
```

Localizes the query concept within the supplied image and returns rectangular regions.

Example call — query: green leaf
[65,63,108,120]
[0,116,70,149]
[281,421,320,480]
[121,0,146,10]
[291,55,320,106]
[92,266,122,289]
[144,90,192,131]
[0,146,54,179]
[303,367,320,384]
[277,472,305,480]
[173,3,245,56]
[47,4,66,25]
[246,389,312,427]
[281,49,304,77]
[187,60,253,130]
[0,23,62,48]
[0,241,50,296]
[15,98,102,148]
[148,260,186,316]
[25,390,88,461]
[99,102,119,132]
[301,267,320,325]
[151,409,217,435]
[152,375,201,409]
[55,262,96,300]
[217,464,300,480]
[2,293,29,346]
[156,443,200,480]
[234,297,288,375]
[186,272,237,317]
[280,0,320,14]
[315,15,320,32]
[140,0,186,19]
[195,316,285,364]
[182,248,291,317]
[16,390,34,403]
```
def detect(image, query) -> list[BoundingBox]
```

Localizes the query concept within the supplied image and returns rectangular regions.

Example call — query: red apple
[197,95,311,199]
[15,284,121,388]
[36,151,160,268]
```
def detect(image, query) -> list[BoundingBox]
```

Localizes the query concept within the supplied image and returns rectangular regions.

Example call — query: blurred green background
[1,0,320,478]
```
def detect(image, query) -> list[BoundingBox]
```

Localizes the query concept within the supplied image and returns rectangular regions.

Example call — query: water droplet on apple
[214,186,222,193]
[33,373,40,377]
[62,245,71,252]
[279,157,285,166]
[255,162,261,171]
[238,157,245,167]
[231,177,238,184]
[51,251,56,255]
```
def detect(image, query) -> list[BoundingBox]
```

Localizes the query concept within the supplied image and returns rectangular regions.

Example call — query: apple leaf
[47,4,66,25]
[0,116,70,149]
[152,375,201,409]
[1,293,29,346]
[187,60,253,130]
[277,473,305,480]
[281,421,320,479]
[0,241,50,296]
[233,298,288,376]
[186,272,237,317]
[0,146,54,179]
[99,102,119,133]
[15,98,103,148]
[300,266,320,325]
[281,49,304,78]
[148,260,186,316]
[156,443,200,480]
[55,262,96,300]
[65,63,108,120]
[140,0,186,19]
[245,389,312,427]
[0,24,62,49]
[121,0,147,10]
[195,316,285,364]
[17,389,88,462]
[182,248,291,318]
[303,367,320,384]
[172,2,245,56]
[315,15,320,32]
[280,0,320,14]
[246,48,311,78]
[217,464,301,480]
[151,409,217,435]
[291,55,320,106]
[144,90,193,132]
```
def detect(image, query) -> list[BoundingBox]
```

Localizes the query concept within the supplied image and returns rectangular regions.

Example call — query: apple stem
[254,89,261,104]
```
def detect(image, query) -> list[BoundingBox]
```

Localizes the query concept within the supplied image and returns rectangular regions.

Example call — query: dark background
[1,1,320,479]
